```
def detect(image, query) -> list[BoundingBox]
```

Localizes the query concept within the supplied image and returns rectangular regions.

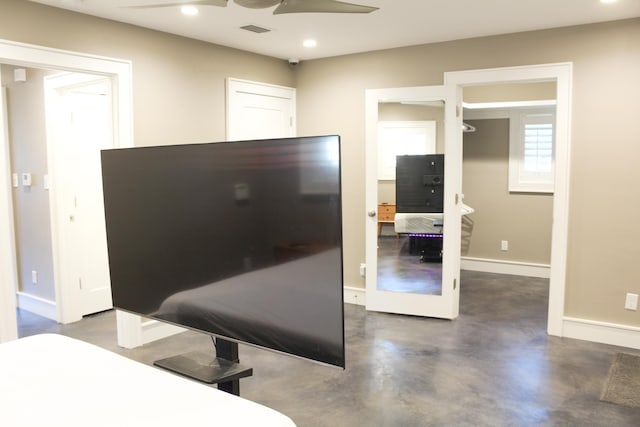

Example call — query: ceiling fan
[128,0,379,14]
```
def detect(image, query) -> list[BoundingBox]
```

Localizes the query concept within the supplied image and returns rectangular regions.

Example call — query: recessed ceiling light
[303,39,317,48]
[600,0,618,4]
[181,5,199,16]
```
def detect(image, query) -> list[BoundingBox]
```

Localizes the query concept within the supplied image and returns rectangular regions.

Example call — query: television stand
[154,337,253,395]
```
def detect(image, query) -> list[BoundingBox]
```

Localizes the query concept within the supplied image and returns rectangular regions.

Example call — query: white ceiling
[30,0,640,61]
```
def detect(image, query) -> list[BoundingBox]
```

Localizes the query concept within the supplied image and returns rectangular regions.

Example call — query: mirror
[376,99,446,295]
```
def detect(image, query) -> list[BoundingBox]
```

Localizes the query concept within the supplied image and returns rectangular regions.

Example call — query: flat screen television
[100,135,345,375]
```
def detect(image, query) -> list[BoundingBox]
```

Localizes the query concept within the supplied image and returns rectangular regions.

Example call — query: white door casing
[365,84,462,319]
[445,63,573,336]
[0,83,19,342]
[365,63,571,333]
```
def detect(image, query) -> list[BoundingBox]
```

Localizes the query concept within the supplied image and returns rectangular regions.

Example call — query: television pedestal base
[154,337,252,396]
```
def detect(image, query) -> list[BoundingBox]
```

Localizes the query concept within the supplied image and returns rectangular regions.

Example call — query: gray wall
[462,118,553,263]
[2,66,56,301]
[377,103,444,204]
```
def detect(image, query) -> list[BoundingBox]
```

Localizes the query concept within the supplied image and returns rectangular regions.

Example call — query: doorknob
[368,210,376,217]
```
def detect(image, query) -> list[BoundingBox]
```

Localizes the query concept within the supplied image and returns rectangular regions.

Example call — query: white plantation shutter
[509,109,555,193]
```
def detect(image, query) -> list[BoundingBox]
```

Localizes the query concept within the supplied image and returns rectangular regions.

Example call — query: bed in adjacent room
[0,333,296,427]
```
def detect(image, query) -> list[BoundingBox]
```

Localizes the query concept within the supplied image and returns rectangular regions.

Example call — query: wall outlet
[359,263,366,277]
[12,173,19,188]
[501,240,509,251]
[625,293,638,310]
[31,270,38,285]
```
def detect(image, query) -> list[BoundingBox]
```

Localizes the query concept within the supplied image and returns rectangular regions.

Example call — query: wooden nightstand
[378,203,396,236]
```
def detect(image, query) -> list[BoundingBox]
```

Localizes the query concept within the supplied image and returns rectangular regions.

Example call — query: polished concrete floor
[377,235,442,295]
[17,271,640,426]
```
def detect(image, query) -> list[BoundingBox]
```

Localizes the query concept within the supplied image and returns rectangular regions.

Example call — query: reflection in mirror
[376,100,445,295]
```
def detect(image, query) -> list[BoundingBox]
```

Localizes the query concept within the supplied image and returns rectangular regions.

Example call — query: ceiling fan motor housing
[234,0,281,8]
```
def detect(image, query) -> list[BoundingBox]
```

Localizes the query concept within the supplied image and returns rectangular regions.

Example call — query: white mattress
[394,212,443,234]
[0,334,296,427]
[394,204,474,234]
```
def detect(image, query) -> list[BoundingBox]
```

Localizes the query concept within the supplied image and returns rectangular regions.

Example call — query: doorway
[0,40,133,343]
[364,63,572,336]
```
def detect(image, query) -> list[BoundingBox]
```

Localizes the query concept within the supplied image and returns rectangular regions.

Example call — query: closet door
[226,78,296,140]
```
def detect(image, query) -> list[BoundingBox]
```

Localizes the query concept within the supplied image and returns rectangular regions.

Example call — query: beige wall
[464,82,556,103]
[0,0,294,149]
[0,0,294,304]
[2,66,56,300]
[377,103,444,204]
[2,0,640,327]
[295,18,640,326]
[462,119,553,263]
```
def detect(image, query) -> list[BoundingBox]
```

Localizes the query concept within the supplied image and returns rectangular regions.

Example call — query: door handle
[368,210,376,217]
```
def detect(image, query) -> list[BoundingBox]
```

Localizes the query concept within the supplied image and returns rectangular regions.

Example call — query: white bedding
[0,334,296,427]
[394,204,474,234]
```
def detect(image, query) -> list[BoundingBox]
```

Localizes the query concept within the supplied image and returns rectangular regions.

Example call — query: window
[509,108,555,193]
[377,121,436,180]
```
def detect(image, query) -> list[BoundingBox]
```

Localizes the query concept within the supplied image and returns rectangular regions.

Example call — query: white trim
[344,286,366,306]
[16,292,57,321]
[563,317,640,350]
[461,257,550,279]
[0,85,19,343]
[445,62,573,338]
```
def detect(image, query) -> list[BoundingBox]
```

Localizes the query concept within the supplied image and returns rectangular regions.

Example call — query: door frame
[0,39,133,342]
[445,62,573,336]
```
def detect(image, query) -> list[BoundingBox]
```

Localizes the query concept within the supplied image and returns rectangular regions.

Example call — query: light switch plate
[21,172,32,187]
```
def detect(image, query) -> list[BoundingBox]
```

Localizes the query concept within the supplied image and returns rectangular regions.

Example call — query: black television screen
[101,135,344,368]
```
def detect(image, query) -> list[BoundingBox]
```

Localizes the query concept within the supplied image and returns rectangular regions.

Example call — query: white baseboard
[344,286,366,306]
[461,257,550,279]
[562,317,640,350]
[16,292,57,321]
[141,319,185,345]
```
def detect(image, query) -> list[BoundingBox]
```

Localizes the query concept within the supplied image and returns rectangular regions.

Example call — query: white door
[365,85,462,319]
[226,78,296,140]
[45,74,114,316]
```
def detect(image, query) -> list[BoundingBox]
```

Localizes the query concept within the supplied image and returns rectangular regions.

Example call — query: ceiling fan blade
[233,0,280,9]
[127,0,227,9]
[273,0,378,15]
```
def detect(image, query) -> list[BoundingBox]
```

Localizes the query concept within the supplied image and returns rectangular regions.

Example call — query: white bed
[394,204,474,234]
[0,333,296,427]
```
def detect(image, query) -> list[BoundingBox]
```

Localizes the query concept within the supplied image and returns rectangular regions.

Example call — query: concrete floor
[377,235,442,295]
[17,271,640,426]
